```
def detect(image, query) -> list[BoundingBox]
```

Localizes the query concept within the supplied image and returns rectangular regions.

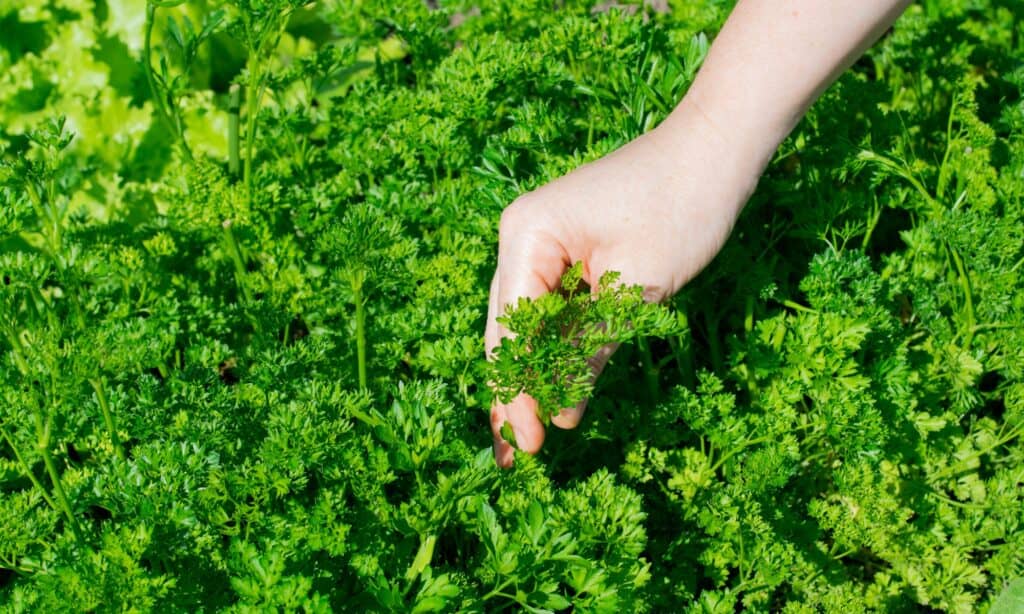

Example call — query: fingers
[491,393,546,468]
[550,342,619,429]
[486,200,569,467]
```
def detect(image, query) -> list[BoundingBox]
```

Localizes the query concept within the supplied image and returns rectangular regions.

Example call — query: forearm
[663,0,911,178]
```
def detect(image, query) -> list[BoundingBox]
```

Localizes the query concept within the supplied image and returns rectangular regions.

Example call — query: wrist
[652,96,768,215]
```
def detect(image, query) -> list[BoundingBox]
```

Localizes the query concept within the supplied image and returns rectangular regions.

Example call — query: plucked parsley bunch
[490,263,683,423]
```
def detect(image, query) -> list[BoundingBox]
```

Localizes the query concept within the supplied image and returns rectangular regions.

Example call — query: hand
[484,100,762,468]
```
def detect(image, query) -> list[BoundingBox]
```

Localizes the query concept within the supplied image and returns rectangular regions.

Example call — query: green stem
[481,578,516,602]
[931,424,1022,481]
[35,417,80,540]
[936,94,957,199]
[24,181,55,255]
[88,377,124,461]
[222,222,252,303]
[243,62,261,207]
[743,295,758,399]
[1,424,59,513]
[228,84,241,177]
[354,281,367,391]
[4,329,30,375]
[861,194,884,250]
[782,299,818,314]
[710,435,774,474]
[0,549,43,573]
[743,295,754,334]
[947,244,975,348]
[637,338,660,403]
[667,308,694,387]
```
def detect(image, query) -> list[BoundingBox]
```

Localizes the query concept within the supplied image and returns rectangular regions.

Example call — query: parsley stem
[481,579,516,602]
[947,244,975,348]
[89,377,125,462]
[637,338,660,403]
[0,424,59,514]
[710,435,774,474]
[0,561,37,575]
[354,281,368,390]
[35,414,81,541]
[668,308,694,387]
[936,93,958,198]
[931,423,1023,481]
[243,63,260,207]
[228,84,241,177]
[861,194,883,250]
[782,299,817,314]
[3,329,30,375]
[223,221,252,304]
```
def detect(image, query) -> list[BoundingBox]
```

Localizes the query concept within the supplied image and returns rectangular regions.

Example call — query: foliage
[0,0,1022,612]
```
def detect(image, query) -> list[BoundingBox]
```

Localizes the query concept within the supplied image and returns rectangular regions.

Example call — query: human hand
[484,100,763,468]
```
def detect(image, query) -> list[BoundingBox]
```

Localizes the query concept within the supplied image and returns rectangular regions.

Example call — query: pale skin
[485,0,913,468]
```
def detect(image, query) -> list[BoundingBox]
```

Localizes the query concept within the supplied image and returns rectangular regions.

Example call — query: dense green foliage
[1,0,1022,611]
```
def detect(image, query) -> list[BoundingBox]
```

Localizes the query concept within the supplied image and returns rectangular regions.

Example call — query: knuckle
[498,197,536,240]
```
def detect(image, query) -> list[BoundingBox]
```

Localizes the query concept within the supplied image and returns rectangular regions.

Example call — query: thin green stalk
[24,181,55,253]
[947,244,975,348]
[861,194,884,250]
[782,299,818,314]
[743,295,754,334]
[710,435,775,474]
[41,449,79,539]
[0,561,39,575]
[222,221,252,303]
[243,62,262,206]
[88,377,124,461]
[481,578,517,602]
[3,329,30,375]
[636,338,660,403]
[228,84,241,177]
[1,424,59,513]
[936,94,958,199]
[859,150,936,210]
[353,280,367,391]
[667,308,694,387]
[743,295,758,399]
[34,412,80,540]
[28,177,86,330]
[931,423,1022,481]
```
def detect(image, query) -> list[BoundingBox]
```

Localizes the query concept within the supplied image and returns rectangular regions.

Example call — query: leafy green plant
[0,0,1021,611]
